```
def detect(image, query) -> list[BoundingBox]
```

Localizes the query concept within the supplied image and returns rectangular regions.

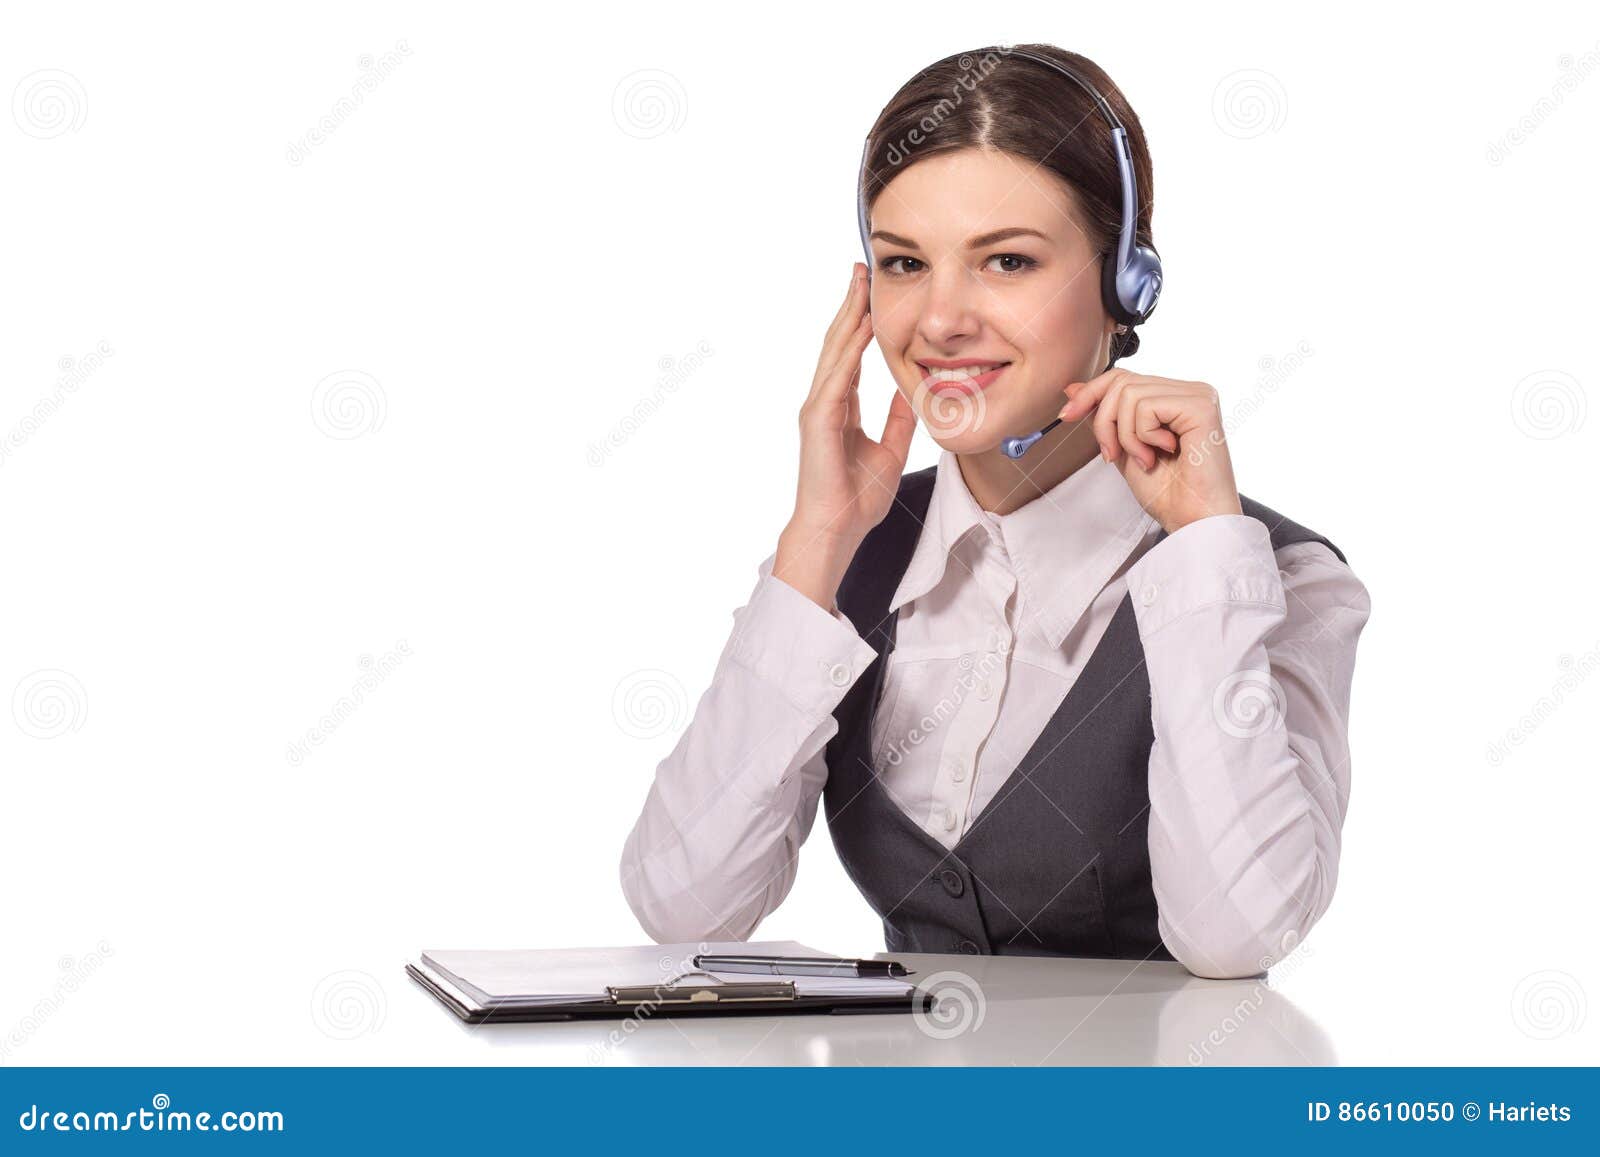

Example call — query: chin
[917,390,1041,457]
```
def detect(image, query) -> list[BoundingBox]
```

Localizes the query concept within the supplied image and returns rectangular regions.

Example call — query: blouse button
[828,662,851,687]
[941,806,958,832]
[1140,582,1159,606]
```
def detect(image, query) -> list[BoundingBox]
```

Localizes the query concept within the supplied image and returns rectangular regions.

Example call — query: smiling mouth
[917,363,1012,395]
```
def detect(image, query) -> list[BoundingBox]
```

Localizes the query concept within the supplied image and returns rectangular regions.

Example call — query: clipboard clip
[606,969,797,1006]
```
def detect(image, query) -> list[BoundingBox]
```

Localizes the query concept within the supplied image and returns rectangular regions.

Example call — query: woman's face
[865,146,1119,453]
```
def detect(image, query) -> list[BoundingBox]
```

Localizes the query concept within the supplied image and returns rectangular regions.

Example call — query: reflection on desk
[420,950,1333,1066]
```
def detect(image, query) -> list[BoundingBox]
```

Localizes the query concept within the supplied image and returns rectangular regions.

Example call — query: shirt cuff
[727,573,882,718]
[1125,514,1286,638]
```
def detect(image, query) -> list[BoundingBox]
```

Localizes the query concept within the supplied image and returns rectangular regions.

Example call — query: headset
[856,47,1163,459]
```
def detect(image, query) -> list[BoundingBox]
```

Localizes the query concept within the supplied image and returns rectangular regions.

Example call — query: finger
[822,266,869,355]
[1117,384,1158,470]
[846,370,861,431]
[1057,369,1116,420]
[809,313,874,414]
[1093,372,1139,463]
[1133,395,1183,456]
[877,387,918,468]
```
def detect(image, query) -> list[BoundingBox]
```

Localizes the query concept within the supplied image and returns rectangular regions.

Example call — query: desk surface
[414,951,1334,1066]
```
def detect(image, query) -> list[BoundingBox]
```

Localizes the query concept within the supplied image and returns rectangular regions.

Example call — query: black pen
[692,953,909,979]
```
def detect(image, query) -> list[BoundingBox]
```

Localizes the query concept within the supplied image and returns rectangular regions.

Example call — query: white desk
[416,951,1333,1066]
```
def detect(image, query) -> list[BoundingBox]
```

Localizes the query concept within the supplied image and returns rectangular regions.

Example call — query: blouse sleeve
[1122,514,1373,979]
[619,551,880,944]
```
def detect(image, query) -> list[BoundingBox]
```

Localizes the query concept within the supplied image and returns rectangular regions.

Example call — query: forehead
[873,147,1090,246]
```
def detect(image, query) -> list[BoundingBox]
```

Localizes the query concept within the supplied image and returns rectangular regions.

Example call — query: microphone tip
[1001,431,1042,459]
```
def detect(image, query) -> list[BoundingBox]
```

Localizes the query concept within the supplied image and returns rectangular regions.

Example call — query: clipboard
[405,960,934,1024]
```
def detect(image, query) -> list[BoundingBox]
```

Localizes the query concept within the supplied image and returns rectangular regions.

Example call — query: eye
[985,253,1038,276]
[878,255,924,277]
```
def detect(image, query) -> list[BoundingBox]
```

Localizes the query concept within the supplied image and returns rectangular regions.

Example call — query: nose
[915,262,985,346]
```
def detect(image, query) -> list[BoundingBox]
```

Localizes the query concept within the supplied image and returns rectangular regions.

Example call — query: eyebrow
[868,226,1052,250]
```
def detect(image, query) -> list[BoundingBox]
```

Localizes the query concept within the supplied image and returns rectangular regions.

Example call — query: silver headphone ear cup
[1128,246,1163,321]
[1104,246,1163,325]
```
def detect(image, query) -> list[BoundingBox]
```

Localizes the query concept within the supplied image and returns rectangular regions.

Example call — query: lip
[916,360,1011,396]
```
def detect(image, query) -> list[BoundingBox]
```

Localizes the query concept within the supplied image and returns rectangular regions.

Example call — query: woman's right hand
[773,262,918,613]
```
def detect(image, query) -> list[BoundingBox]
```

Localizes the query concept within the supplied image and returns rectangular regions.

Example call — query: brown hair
[860,43,1154,365]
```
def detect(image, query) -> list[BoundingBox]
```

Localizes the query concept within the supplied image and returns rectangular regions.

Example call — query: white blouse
[620,449,1372,978]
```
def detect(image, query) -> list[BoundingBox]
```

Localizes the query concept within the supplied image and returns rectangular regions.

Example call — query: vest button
[939,868,965,897]
[956,939,980,954]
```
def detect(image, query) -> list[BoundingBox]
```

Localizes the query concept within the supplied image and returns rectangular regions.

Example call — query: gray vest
[822,464,1347,960]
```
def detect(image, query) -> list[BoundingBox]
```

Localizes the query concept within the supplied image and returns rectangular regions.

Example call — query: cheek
[1009,279,1105,357]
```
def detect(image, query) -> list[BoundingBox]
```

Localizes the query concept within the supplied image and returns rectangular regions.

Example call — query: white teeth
[924,365,1004,381]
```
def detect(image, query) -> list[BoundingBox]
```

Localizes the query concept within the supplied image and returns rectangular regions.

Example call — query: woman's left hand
[1057,369,1244,534]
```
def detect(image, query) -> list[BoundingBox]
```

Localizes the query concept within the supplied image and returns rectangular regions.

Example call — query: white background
[2,0,1595,1065]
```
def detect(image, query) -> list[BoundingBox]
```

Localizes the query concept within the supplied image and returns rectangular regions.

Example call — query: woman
[619,43,1371,980]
